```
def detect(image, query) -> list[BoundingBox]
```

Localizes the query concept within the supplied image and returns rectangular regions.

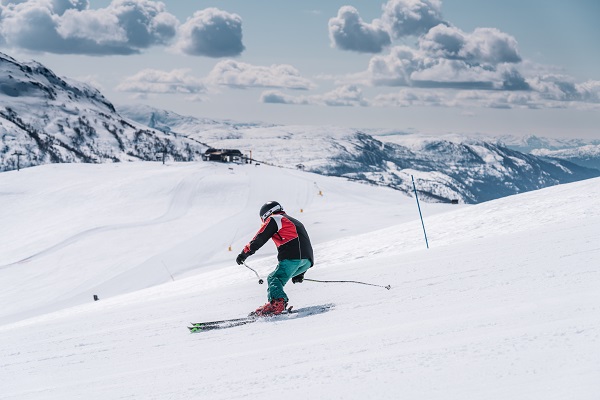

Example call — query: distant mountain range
[120,104,599,203]
[1,51,598,203]
[492,135,600,170]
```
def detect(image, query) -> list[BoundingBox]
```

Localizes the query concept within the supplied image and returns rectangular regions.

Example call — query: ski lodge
[202,148,244,163]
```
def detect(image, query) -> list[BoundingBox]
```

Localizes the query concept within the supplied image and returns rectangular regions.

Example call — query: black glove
[292,272,305,284]
[236,252,248,265]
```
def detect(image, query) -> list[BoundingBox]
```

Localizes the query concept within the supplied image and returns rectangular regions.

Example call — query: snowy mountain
[1,50,598,204]
[491,134,600,153]
[486,134,600,170]
[121,104,600,204]
[0,52,207,171]
[1,162,599,399]
[531,144,600,170]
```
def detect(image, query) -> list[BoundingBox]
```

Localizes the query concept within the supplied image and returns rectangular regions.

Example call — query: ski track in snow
[0,162,599,399]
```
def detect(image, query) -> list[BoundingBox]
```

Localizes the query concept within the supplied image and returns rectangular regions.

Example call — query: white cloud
[207,59,315,90]
[373,89,446,107]
[174,8,244,58]
[576,80,600,103]
[0,1,248,57]
[0,0,178,55]
[261,85,368,107]
[327,0,533,97]
[322,0,600,111]
[116,69,207,95]
[420,25,521,65]
[321,84,369,106]
[328,6,391,53]
[329,0,445,54]
[354,8,525,91]
[261,90,309,105]
[57,8,126,45]
[528,75,600,103]
[367,45,424,86]
[381,0,446,39]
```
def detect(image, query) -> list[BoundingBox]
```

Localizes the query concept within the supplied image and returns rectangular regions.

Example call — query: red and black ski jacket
[243,212,314,266]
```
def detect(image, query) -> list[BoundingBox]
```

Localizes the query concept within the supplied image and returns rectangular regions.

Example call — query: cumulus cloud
[261,85,368,107]
[419,25,521,65]
[0,1,246,57]
[0,0,178,55]
[261,90,309,105]
[575,80,600,103]
[528,75,600,103]
[329,0,446,54]
[265,0,599,111]
[381,0,446,39]
[327,0,531,96]
[373,89,445,107]
[328,6,391,53]
[207,59,314,90]
[365,39,528,91]
[367,45,423,86]
[322,84,369,106]
[175,8,244,57]
[116,68,207,95]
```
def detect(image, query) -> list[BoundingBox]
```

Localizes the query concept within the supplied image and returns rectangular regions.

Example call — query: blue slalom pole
[411,175,429,249]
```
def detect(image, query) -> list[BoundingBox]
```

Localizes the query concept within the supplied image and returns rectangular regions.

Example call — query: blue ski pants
[267,259,312,302]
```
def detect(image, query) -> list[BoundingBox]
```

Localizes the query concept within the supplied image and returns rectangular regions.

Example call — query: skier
[236,201,314,316]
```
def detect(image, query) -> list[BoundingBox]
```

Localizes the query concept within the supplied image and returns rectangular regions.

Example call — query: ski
[188,318,257,332]
[188,303,334,333]
[188,308,295,333]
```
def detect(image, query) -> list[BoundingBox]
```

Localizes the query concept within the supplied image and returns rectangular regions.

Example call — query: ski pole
[242,261,264,284]
[304,278,391,290]
[412,175,429,249]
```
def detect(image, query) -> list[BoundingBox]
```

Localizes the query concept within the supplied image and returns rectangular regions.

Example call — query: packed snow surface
[0,162,599,399]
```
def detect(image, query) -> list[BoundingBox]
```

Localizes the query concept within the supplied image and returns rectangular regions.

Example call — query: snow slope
[0,162,599,399]
[0,161,451,324]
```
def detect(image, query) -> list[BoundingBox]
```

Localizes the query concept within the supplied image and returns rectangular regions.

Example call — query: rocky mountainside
[0,52,206,171]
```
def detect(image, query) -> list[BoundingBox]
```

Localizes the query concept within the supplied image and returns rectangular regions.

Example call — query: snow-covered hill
[486,134,600,170]
[0,162,599,399]
[0,161,453,324]
[483,134,600,154]
[531,144,600,170]
[121,104,600,203]
[0,52,206,171]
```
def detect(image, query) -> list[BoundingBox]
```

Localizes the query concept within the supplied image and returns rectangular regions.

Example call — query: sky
[1,0,599,139]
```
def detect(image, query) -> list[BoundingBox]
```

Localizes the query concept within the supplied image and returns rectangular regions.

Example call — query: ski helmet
[259,201,283,221]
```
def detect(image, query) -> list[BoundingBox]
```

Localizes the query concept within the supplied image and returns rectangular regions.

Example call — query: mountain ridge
[0,52,207,171]
[1,51,598,204]
[120,104,600,203]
